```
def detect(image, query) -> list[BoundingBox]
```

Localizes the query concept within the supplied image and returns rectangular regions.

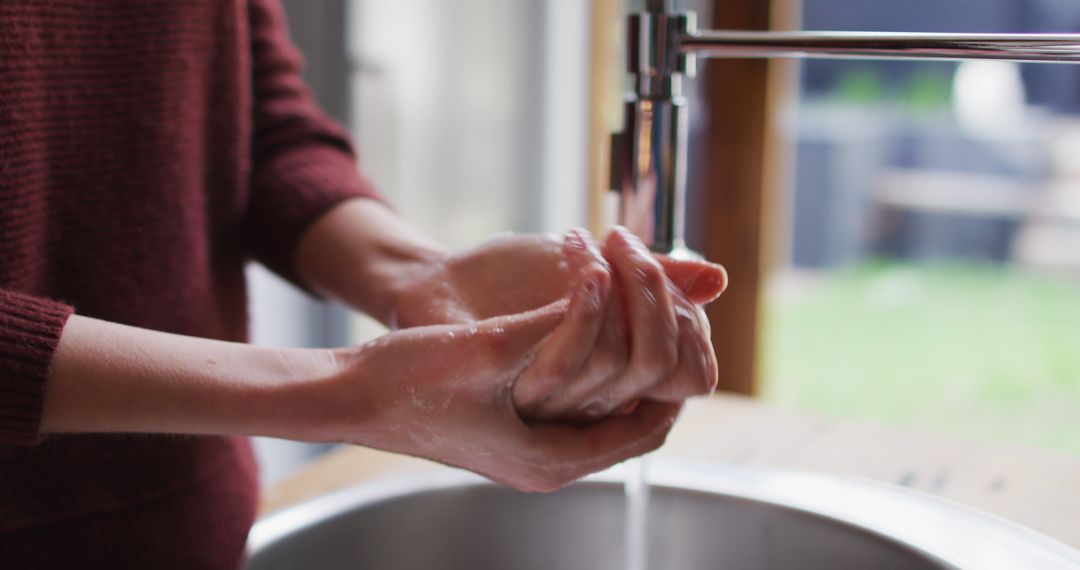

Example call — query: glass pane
[762,0,1080,453]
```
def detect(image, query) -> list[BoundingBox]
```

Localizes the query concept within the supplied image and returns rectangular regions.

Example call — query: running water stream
[623,456,651,570]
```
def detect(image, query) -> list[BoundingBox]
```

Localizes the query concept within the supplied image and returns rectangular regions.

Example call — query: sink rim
[247,461,1080,570]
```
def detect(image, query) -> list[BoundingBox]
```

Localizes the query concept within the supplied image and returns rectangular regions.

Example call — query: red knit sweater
[0,1,379,567]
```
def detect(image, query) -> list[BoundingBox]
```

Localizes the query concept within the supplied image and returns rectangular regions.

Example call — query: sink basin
[246,462,1080,570]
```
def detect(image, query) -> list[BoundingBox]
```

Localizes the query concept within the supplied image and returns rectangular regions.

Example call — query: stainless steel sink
[245,462,1080,570]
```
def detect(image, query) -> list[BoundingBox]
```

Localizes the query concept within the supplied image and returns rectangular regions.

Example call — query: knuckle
[667,361,714,399]
[704,371,719,394]
[689,368,716,396]
[687,373,714,398]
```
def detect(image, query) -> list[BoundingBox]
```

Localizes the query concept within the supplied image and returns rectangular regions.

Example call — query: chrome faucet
[611,0,1080,255]
[611,0,696,257]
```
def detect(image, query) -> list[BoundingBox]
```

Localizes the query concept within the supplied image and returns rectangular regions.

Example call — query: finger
[655,256,729,304]
[642,302,718,402]
[563,228,610,273]
[517,400,683,492]
[473,301,570,372]
[519,229,623,420]
[528,273,633,423]
[604,227,679,398]
[513,269,611,414]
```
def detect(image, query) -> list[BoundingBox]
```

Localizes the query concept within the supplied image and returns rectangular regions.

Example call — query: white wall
[348,0,590,246]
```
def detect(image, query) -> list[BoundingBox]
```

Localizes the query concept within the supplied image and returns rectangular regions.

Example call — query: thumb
[656,256,728,304]
[475,301,569,369]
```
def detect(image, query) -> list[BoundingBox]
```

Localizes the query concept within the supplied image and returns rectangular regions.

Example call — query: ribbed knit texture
[0,1,380,567]
[0,291,73,444]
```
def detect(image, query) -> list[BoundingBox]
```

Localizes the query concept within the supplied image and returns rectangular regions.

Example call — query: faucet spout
[610,4,696,255]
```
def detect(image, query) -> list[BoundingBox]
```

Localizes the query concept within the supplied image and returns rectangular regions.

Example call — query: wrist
[296,199,450,326]
[371,242,449,329]
[269,345,389,447]
[238,347,349,441]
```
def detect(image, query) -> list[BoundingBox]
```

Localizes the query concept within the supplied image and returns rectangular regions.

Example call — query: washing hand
[391,227,728,424]
[321,301,681,492]
[294,200,727,484]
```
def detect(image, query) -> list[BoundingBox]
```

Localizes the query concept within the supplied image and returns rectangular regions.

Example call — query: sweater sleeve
[0,290,74,446]
[246,0,384,288]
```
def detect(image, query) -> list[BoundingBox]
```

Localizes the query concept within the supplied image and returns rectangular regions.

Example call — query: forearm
[41,315,341,439]
[295,198,448,327]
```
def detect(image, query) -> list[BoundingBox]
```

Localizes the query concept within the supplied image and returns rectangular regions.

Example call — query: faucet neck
[628,7,696,99]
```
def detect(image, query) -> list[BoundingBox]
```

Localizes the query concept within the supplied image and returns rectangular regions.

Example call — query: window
[763,0,1080,453]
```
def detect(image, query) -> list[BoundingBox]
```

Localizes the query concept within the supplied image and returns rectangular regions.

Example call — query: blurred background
[250,0,1080,484]
[764,0,1080,456]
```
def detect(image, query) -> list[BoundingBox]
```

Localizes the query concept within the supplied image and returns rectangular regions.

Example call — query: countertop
[260,395,1080,549]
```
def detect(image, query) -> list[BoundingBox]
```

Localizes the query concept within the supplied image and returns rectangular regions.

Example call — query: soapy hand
[322,301,681,492]
[391,227,727,424]
[514,228,724,422]
[295,201,723,485]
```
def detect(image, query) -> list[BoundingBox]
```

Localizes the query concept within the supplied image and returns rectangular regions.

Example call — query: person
[0,1,728,568]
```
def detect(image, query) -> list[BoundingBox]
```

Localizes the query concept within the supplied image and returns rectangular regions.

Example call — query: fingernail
[702,265,729,297]
[689,271,720,303]
[580,277,605,312]
[565,229,588,252]
[616,227,648,252]
[582,277,598,297]
[570,227,593,242]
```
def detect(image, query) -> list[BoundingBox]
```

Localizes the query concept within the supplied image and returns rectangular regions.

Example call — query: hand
[391,227,728,424]
[390,231,727,328]
[513,228,722,423]
[318,301,681,492]
[390,233,574,327]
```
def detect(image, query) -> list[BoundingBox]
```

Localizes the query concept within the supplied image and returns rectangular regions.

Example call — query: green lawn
[762,262,1080,453]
